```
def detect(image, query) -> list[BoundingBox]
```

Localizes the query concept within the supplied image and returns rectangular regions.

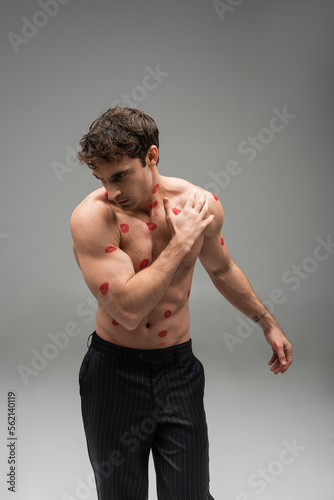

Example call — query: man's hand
[264,327,293,374]
[163,191,214,252]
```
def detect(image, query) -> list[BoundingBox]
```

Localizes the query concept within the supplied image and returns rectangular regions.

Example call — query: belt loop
[123,348,128,363]
[173,346,179,363]
[87,333,93,349]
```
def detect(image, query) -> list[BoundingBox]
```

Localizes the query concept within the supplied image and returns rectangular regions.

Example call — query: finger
[199,194,210,214]
[268,352,277,366]
[276,344,287,367]
[202,214,214,228]
[163,197,171,213]
[285,344,293,365]
[280,345,293,373]
[185,191,196,208]
[194,193,206,211]
[270,360,281,374]
[280,364,289,374]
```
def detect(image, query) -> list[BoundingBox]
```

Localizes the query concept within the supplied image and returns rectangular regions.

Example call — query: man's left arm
[199,194,293,374]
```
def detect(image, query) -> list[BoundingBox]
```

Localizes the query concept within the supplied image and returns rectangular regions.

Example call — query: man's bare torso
[73,176,206,349]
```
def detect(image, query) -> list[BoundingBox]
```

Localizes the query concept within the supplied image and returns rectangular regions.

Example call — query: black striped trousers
[79,331,215,500]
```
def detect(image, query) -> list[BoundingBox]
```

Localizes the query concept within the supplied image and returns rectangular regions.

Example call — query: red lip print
[172,207,181,215]
[120,223,129,233]
[112,319,119,326]
[221,237,225,246]
[158,330,167,337]
[152,184,159,194]
[100,282,109,295]
[164,310,171,318]
[187,289,190,298]
[146,222,157,231]
[212,193,218,201]
[104,191,108,198]
[140,259,149,269]
[150,200,158,210]
[105,246,117,253]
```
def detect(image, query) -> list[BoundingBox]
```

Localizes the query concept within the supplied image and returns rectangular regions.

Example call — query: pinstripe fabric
[79,332,215,500]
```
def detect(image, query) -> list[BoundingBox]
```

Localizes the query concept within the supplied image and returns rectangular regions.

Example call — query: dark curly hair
[77,107,159,168]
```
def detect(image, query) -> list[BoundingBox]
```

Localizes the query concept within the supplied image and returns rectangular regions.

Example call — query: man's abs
[94,276,193,349]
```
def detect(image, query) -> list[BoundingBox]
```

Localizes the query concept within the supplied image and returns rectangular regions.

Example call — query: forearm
[209,263,279,331]
[101,237,190,329]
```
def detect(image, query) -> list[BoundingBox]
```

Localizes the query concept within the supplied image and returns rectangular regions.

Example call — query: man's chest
[113,210,201,274]
[115,212,171,272]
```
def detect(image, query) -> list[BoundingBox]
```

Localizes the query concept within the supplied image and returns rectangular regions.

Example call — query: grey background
[1,0,333,498]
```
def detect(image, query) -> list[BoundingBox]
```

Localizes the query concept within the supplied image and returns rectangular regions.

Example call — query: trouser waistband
[88,331,193,363]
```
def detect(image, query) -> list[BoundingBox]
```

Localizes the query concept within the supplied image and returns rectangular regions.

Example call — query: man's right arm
[70,192,213,330]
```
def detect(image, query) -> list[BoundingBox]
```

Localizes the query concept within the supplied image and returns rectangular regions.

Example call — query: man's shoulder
[163,175,224,215]
[163,176,205,200]
[70,188,116,239]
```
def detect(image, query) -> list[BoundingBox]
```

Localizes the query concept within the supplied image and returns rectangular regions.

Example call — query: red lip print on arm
[120,223,129,233]
[100,282,109,295]
[105,246,117,253]
[221,237,225,246]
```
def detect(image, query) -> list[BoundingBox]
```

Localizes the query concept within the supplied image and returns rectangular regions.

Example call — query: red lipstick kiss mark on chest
[112,319,119,326]
[146,222,157,231]
[100,282,109,295]
[152,184,159,194]
[158,330,167,337]
[172,207,181,215]
[164,309,172,318]
[105,246,117,253]
[221,237,225,246]
[212,193,219,201]
[150,200,158,210]
[140,259,149,269]
[120,223,129,233]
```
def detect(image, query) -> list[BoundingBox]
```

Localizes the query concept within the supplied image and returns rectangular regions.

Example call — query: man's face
[92,155,153,212]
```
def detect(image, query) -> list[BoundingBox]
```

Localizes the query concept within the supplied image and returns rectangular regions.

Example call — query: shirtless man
[70,107,292,500]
